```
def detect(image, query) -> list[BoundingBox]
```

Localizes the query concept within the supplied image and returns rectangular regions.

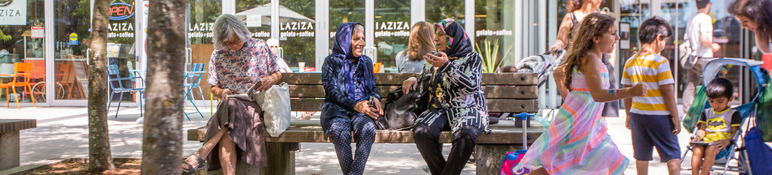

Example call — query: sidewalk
[4,107,733,174]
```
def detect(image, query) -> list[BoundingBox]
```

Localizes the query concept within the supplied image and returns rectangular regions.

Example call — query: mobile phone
[431,51,442,57]
[368,97,381,113]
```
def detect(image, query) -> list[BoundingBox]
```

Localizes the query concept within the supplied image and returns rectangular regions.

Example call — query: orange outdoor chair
[0,62,36,109]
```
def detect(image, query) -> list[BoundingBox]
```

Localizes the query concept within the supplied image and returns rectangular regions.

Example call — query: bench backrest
[277,73,539,113]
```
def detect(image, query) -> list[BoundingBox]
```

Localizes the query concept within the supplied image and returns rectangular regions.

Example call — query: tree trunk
[141,0,188,174]
[87,0,115,172]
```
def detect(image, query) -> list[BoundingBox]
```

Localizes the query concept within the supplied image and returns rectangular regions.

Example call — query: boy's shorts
[630,113,681,162]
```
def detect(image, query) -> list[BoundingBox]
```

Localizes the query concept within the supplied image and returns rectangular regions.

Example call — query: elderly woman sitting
[181,14,281,174]
[321,22,383,175]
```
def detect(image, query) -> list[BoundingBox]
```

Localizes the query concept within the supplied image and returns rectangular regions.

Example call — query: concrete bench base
[0,119,37,171]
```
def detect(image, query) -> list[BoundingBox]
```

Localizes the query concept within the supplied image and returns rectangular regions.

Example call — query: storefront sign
[475,29,513,37]
[108,2,135,38]
[31,26,44,38]
[109,2,134,21]
[69,33,78,45]
[374,21,409,37]
[280,22,314,38]
[0,0,27,25]
[189,22,214,38]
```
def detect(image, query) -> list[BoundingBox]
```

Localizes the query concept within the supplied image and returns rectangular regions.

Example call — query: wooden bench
[188,73,543,174]
[0,119,36,171]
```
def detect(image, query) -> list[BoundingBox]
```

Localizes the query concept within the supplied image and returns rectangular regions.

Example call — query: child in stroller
[690,78,741,175]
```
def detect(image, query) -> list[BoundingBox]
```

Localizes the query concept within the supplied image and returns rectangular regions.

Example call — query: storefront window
[236,0,271,40]
[426,0,464,23]
[54,0,91,101]
[475,0,516,70]
[0,0,45,103]
[189,0,221,100]
[374,0,410,72]
[281,0,315,71]
[329,0,365,66]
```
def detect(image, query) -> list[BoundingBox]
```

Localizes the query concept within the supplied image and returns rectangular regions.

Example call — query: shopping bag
[256,83,291,137]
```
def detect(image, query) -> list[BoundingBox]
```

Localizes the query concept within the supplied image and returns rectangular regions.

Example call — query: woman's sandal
[182,154,207,173]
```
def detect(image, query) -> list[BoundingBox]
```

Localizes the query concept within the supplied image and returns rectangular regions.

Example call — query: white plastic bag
[256,83,291,137]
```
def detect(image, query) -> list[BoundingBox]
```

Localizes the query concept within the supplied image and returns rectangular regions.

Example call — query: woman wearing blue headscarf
[402,19,488,175]
[321,22,383,175]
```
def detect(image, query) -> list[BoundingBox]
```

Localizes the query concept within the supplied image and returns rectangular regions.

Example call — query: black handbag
[375,88,422,130]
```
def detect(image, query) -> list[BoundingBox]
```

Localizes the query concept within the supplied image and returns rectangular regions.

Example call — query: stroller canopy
[701,58,766,88]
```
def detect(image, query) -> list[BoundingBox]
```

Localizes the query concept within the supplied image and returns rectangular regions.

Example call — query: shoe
[135,117,144,124]
[423,165,430,174]
[182,154,207,173]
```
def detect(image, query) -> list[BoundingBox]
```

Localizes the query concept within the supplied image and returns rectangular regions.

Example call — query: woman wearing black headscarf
[321,22,383,175]
[402,19,488,175]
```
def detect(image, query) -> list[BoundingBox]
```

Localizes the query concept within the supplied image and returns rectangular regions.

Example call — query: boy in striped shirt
[621,17,682,175]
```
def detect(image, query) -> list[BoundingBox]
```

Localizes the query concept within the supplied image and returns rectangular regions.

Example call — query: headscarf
[437,19,473,58]
[331,22,375,102]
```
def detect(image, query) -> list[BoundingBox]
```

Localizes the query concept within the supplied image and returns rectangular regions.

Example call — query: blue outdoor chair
[107,63,145,118]
[183,63,206,120]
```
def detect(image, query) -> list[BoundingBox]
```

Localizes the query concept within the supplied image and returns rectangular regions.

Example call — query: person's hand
[630,83,648,97]
[354,100,380,119]
[625,116,632,130]
[550,43,564,54]
[371,98,384,116]
[691,135,702,143]
[402,77,418,94]
[715,139,731,150]
[711,43,721,53]
[257,76,276,91]
[221,89,232,98]
[425,52,449,68]
[672,119,681,135]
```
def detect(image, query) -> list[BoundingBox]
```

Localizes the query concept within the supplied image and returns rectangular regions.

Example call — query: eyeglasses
[223,39,243,46]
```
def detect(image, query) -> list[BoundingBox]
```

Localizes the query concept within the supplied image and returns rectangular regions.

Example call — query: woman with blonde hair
[395,21,436,73]
[513,13,646,174]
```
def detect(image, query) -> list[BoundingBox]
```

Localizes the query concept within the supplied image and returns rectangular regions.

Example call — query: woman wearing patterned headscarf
[401,19,488,175]
[321,22,382,175]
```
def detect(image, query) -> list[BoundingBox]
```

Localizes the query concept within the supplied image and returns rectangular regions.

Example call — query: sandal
[182,154,207,173]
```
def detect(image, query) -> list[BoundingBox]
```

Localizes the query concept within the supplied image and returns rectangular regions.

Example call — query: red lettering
[110,6,120,16]
[109,5,134,17]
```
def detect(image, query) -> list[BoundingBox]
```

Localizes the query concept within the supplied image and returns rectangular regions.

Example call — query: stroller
[516,50,566,126]
[680,58,772,175]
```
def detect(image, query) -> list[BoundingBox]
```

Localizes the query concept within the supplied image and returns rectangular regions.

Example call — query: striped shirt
[621,53,675,115]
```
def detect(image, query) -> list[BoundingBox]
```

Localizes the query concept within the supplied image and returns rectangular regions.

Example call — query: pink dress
[514,66,629,174]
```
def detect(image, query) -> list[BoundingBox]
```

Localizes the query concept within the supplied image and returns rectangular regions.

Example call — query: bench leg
[475,144,521,175]
[264,142,296,175]
[0,131,20,170]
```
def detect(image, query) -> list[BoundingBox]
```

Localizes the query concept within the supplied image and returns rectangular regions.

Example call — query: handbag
[375,88,422,130]
[255,82,291,137]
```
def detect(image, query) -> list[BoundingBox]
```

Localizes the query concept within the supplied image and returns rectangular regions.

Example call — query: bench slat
[290,85,538,99]
[279,73,538,86]
[289,98,538,113]
[188,120,542,144]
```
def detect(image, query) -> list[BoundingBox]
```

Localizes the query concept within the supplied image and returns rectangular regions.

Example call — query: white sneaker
[136,117,144,124]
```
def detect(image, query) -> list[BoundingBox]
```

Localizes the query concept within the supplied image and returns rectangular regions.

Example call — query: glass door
[374,0,410,72]
[52,0,91,105]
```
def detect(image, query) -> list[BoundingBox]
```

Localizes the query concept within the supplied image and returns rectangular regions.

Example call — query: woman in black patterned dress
[402,19,488,175]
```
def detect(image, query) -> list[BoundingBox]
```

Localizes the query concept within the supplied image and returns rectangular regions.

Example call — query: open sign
[109,2,134,21]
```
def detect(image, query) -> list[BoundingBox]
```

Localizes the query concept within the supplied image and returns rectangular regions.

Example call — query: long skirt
[203,98,267,170]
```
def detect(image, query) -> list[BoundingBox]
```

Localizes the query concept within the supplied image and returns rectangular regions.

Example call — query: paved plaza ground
[3,106,739,174]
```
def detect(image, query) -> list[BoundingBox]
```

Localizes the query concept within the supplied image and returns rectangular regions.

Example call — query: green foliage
[474,39,512,73]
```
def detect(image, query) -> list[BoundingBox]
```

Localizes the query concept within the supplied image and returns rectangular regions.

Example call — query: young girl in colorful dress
[514,13,647,175]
